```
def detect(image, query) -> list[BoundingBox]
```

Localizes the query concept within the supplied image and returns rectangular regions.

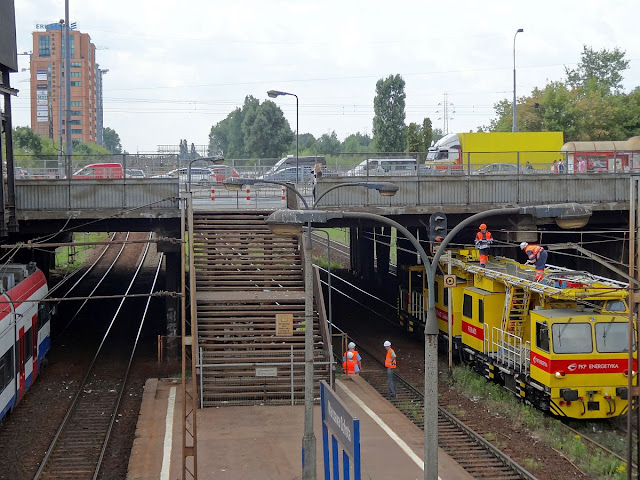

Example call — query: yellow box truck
[425,132,564,173]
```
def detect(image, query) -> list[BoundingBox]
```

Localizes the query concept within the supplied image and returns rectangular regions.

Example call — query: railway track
[33,234,162,480]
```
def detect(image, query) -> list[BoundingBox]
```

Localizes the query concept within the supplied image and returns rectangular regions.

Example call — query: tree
[102,127,122,154]
[208,96,259,157]
[407,123,423,152]
[342,132,372,153]
[13,126,42,154]
[565,45,630,94]
[315,131,342,155]
[242,100,294,158]
[422,118,434,148]
[190,142,199,158]
[372,74,407,152]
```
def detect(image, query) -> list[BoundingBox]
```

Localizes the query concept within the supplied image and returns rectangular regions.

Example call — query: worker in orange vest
[474,223,493,268]
[384,340,396,398]
[520,242,548,282]
[342,351,359,375]
[343,341,362,373]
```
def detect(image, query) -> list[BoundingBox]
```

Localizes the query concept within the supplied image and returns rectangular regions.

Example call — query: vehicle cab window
[595,322,631,353]
[536,321,550,352]
[551,322,592,354]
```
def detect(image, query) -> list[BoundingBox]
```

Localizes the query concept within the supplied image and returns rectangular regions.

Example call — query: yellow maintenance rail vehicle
[398,249,633,420]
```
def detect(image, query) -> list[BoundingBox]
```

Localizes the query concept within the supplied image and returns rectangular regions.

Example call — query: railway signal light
[429,212,447,243]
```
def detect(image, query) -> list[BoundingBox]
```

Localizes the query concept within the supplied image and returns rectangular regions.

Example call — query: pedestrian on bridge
[474,223,493,268]
[520,242,548,282]
[343,351,359,375]
[383,340,396,398]
[343,341,362,373]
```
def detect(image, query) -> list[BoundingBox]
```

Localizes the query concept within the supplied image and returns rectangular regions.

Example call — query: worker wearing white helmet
[383,340,396,398]
[342,350,359,375]
[343,341,362,373]
[520,242,548,282]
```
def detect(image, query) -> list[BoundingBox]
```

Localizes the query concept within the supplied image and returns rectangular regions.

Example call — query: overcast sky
[10,0,640,153]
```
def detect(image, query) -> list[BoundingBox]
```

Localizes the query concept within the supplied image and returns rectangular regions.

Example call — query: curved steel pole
[341,211,438,480]
[512,29,523,133]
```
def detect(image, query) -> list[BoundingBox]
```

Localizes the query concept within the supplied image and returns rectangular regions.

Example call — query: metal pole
[314,229,333,388]
[512,29,523,133]
[339,211,437,480]
[302,225,317,480]
[64,0,72,163]
[296,94,299,185]
[447,250,453,370]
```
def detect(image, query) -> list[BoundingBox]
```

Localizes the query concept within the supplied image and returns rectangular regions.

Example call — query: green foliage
[483,46,639,142]
[407,122,423,152]
[13,126,42,154]
[102,127,122,154]
[243,100,294,157]
[71,140,110,160]
[208,96,292,158]
[422,118,434,148]
[315,131,342,155]
[373,74,407,152]
[565,45,630,94]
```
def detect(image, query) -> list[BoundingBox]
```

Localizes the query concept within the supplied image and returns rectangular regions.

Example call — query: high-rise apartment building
[30,24,99,145]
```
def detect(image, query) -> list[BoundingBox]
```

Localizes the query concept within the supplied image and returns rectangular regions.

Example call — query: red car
[209,165,239,183]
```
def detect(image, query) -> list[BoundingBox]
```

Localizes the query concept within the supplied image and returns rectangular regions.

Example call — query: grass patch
[449,364,628,479]
[54,232,110,271]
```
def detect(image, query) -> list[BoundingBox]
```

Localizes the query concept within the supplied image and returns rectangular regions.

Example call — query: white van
[347,158,417,176]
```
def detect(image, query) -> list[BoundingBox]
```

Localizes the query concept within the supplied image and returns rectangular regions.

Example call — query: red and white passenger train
[0,263,50,422]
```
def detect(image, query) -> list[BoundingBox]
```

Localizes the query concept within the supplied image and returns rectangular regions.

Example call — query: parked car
[125,168,146,178]
[472,163,521,175]
[152,167,213,184]
[209,165,239,183]
[72,163,124,179]
[260,166,337,184]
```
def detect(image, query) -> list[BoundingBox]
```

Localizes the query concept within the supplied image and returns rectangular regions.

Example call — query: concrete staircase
[192,211,329,406]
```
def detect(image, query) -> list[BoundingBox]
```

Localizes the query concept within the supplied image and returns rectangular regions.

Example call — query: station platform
[127,376,473,480]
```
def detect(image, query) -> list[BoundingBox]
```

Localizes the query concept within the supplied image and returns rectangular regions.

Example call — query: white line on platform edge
[160,386,177,480]
[337,382,443,479]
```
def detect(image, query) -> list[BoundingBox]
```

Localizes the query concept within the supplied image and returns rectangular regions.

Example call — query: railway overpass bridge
[3,173,634,282]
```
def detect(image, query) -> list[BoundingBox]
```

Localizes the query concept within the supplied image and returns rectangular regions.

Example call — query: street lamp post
[186,156,225,193]
[267,90,299,184]
[225,178,398,480]
[512,28,524,133]
[267,202,592,480]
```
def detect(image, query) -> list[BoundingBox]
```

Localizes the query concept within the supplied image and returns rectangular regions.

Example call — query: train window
[478,299,484,324]
[24,329,33,361]
[443,286,448,306]
[434,282,439,304]
[552,323,592,354]
[0,346,13,392]
[463,294,472,319]
[595,323,631,353]
[38,303,51,330]
[536,322,550,352]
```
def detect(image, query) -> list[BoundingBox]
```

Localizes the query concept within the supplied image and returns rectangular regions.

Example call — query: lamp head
[517,28,524,33]
[362,182,399,197]
[223,177,246,191]
[267,89,290,98]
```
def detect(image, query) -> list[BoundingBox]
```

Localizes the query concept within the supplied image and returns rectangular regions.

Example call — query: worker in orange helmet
[520,242,548,282]
[474,223,493,268]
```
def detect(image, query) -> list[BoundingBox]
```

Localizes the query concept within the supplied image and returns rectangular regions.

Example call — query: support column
[349,227,358,273]
[357,226,375,281]
[375,226,390,276]
[165,251,180,337]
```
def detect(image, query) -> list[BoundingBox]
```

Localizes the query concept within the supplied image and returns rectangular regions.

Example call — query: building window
[70,72,81,78]
[38,36,51,57]
[71,129,83,134]
[70,120,82,125]
[71,62,81,67]
[70,81,82,87]
[70,110,82,116]
[71,101,82,107]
